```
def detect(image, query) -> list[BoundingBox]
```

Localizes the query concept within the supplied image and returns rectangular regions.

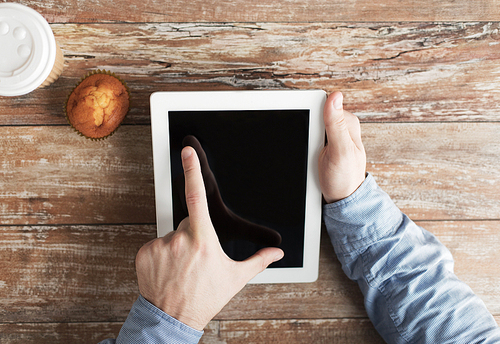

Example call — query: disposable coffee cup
[0,3,64,97]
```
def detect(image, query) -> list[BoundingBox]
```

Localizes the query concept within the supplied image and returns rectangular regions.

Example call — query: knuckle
[345,111,360,126]
[135,234,173,264]
[135,244,151,269]
[326,112,348,132]
[171,231,205,260]
[168,232,187,253]
[336,116,349,131]
[183,163,198,175]
[185,190,203,207]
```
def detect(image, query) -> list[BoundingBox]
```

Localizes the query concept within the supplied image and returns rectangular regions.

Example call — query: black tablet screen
[169,110,309,268]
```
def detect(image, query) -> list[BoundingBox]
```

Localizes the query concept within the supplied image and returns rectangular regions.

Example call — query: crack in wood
[150,60,172,68]
[64,54,96,60]
[370,49,426,61]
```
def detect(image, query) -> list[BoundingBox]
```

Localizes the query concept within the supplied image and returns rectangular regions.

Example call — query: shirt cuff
[322,173,404,258]
[116,295,203,344]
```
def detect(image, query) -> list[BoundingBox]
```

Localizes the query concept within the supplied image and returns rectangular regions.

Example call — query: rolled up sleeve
[323,173,500,344]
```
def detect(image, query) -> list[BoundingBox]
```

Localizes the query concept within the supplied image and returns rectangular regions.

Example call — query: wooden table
[1,0,500,342]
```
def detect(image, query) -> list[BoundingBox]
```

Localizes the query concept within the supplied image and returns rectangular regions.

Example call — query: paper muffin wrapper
[64,69,131,141]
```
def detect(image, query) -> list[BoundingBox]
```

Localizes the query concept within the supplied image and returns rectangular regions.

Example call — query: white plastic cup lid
[0,3,57,96]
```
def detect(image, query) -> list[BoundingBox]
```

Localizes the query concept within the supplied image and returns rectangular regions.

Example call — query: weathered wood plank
[0,126,155,225]
[364,123,500,220]
[2,316,500,344]
[14,0,500,23]
[0,221,498,324]
[205,316,500,343]
[0,225,364,323]
[0,319,381,344]
[0,319,383,344]
[2,1,497,342]
[1,123,499,225]
[221,221,500,321]
[0,224,154,323]
[0,322,123,344]
[201,318,385,344]
[424,221,500,312]
[1,22,500,125]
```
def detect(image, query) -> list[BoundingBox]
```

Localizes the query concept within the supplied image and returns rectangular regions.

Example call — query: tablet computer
[150,90,326,283]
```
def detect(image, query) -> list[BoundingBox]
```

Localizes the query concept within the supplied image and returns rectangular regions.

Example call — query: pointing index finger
[181,146,212,230]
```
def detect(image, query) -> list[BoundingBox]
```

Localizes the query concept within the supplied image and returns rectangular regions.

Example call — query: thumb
[323,92,353,154]
[238,247,284,281]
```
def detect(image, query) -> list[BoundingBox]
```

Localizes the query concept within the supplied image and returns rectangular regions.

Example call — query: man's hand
[135,146,284,331]
[319,92,366,203]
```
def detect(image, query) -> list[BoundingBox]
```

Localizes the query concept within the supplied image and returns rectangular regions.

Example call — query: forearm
[324,173,500,343]
[98,295,203,344]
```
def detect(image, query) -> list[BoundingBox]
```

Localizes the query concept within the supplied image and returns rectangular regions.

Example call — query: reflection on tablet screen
[169,110,309,268]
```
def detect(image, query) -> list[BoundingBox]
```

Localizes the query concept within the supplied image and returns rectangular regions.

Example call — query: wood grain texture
[1,123,499,225]
[2,1,500,341]
[0,319,382,344]
[0,224,154,323]
[0,225,364,323]
[424,221,500,313]
[201,318,386,344]
[0,319,384,344]
[205,317,500,343]
[0,221,498,324]
[11,0,500,23]
[0,126,155,225]
[2,316,500,344]
[2,22,500,125]
[364,123,500,220]
[220,221,500,321]
[0,322,123,344]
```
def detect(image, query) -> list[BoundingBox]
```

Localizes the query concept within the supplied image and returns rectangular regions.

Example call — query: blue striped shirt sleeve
[99,295,203,344]
[323,173,500,343]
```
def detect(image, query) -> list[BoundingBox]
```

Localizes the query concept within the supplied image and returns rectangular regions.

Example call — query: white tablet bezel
[150,90,326,284]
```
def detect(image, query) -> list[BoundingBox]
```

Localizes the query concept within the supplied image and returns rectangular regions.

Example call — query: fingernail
[181,147,193,159]
[333,95,343,110]
[273,251,284,262]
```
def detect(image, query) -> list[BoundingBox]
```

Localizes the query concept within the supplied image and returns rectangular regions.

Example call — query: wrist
[123,296,204,343]
[322,173,367,204]
[140,293,208,331]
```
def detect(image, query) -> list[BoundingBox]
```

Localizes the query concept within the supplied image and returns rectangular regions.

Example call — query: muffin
[66,71,130,139]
